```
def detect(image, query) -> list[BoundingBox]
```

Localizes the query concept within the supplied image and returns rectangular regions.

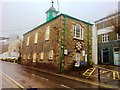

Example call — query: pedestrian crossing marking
[83,68,96,77]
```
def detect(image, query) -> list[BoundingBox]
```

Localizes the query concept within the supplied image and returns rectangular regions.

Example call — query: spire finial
[52,0,54,7]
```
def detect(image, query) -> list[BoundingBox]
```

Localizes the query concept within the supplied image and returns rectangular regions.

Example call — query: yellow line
[61,74,118,88]
[22,65,118,88]
[1,72,25,89]
[94,65,120,73]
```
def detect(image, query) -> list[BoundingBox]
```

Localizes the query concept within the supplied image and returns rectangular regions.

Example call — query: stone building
[8,36,22,60]
[95,12,120,66]
[21,5,93,72]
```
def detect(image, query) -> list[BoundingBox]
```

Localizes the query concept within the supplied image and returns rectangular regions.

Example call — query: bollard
[98,68,100,83]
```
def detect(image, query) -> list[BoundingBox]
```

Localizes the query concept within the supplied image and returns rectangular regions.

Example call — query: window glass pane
[34,32,38,43]
[49,50,53,59]
[45,26,50,40]
[27,37,29,46]
[40,52,44,59]
[76,25,80,38]
[23,54,26,59]
[73,26,76,37]
[33,53,37,62]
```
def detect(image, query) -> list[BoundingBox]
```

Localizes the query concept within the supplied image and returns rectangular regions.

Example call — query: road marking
[36,75,49,81]
[113,71,120,80]
[61,84,75,90]
[61,74,118,88]
[94,65,120,73]
[32,74,36,76]
[0,72,25,90]
[21,64,118,88]
[83,66,120,81]
[83,68,96,77]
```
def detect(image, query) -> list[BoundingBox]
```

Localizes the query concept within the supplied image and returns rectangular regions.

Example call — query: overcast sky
[0,0,119,39]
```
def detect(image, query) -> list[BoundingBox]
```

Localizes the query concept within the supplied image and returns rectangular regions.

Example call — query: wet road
[0,62,21,89]
[0,61,117,89]
[1,74,22,89]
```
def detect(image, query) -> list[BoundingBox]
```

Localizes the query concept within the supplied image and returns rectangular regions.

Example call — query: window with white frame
[33,53,37,62]
[45,26,50,40]
[117,33,120,40]
[49,50,54,60]
[23,54,26,59]
[26,36,30,46]
[34,32,38,43]
[73,24,83,40]
[28,54,30,59]
[40,52,44,60]
[102,33,109,42]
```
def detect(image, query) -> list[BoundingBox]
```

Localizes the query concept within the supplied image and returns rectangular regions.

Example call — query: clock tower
[46,1,59,21]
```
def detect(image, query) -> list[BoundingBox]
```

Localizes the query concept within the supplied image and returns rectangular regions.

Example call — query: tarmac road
[0,63,22,89]
[0,60,118,89]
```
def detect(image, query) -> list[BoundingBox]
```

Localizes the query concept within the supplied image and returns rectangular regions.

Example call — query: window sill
[102,41,109,43]
[73,37,83,40]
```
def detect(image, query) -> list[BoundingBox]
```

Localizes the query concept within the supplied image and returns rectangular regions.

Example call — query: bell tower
[46,0,58,21]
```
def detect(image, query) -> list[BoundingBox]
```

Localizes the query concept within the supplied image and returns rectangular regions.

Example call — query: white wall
[92,25,98,64]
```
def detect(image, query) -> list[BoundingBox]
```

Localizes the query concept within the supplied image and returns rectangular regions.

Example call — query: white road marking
[39,76,49,81]
[0,72,25,89]
[32,74,35,76]
[61,84,75,90]
[32,74,49,81]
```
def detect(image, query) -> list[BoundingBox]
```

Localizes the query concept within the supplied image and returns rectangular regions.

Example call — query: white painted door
[75,53,80,67]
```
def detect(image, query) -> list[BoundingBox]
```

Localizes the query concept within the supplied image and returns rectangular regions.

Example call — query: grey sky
[1,0,119,39]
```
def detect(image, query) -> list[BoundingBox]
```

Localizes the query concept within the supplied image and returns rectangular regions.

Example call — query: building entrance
[102,49,109,64]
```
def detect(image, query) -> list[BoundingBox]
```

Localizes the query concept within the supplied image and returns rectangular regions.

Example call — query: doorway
[102,48,109,64]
